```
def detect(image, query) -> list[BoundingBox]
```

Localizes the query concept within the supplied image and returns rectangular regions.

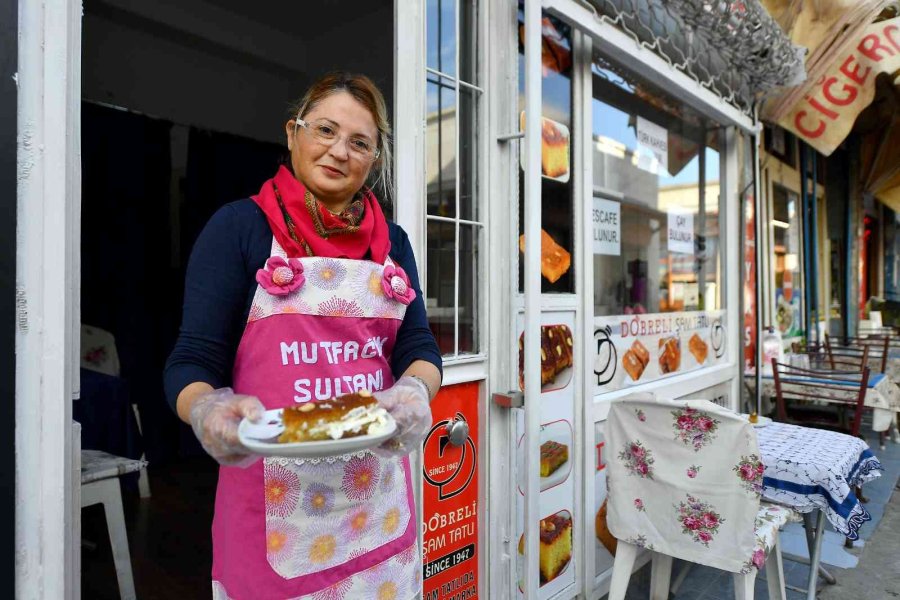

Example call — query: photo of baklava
[622,339,650,381]
[540,440,569,478]
[518,229,572,284]
[688,333,708,365]
[659,336,681,374]
[517,324,574,391]
[518,511,573,586]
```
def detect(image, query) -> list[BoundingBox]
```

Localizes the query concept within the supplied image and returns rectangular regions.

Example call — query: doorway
[78,2,395,597]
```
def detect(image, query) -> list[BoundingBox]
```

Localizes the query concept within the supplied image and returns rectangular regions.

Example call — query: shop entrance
[77,2,395,597]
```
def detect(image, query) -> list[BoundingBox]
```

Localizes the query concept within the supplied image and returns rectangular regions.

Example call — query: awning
[761,1,900,156]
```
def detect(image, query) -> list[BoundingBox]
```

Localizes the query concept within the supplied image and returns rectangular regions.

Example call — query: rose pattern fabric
[675,494,724,547]
[739,503,791,573]
[686,465,701,479]
[671,406,720,451]
[256,256,305,296]
[635,409,646,422]
[634,498,645,512]
[618,440,655,479]
[733,455,764,495]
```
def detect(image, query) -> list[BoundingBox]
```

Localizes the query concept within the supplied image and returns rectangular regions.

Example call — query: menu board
[514,310,577,597]
[592,310,727,393]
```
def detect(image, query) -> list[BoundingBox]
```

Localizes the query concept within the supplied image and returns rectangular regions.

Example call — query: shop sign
[780,16,900,156]
[423,382,479,600]
[593,310,727,394]
[667,211,694,254]
[636,116,668,169]
[743,192,756,371]
[592,198,621,256]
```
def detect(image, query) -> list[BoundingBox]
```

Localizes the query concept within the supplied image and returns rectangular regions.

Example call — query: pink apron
[211,239,420,600]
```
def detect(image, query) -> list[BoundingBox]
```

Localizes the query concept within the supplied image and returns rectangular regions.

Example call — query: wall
[82,0,394,144]
[0,0,15,591]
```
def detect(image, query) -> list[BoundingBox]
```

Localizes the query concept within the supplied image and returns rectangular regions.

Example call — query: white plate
[238,409,397,458]
[741,414,773,428]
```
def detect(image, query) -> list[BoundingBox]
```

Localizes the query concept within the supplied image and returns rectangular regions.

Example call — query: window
[425,0,481,357]
[516,9,575,294]
[772,184,803,337]
[590,58,723,317]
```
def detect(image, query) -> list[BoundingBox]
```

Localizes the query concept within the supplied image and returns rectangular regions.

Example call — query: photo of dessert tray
[518,324,575,393]
[516,420,573,494]
[239,407,397,459]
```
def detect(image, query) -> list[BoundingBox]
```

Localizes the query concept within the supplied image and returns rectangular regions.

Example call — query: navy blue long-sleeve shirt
[163,199,442,411]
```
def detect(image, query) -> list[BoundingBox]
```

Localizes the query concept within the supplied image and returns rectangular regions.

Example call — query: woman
[164,72,441,600]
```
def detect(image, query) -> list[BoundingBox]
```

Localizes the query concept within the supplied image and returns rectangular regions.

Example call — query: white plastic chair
[81,449,146,600]
[81,324,151,498]
[606,397,795,600]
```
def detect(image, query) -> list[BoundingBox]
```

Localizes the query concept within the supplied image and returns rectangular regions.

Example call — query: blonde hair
[288,72,393,200]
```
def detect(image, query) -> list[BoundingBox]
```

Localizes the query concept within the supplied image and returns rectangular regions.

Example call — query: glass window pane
[459,87,478,222]
[459,0,477,84]
[772,185,803,337]
[426,75,457,217]
[458,224,479,354]
[517,11,575,294]
[590,56,724,317]
[427,0,456,77]
[427,219,456,355]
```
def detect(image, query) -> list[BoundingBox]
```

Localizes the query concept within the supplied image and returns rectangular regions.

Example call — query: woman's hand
[189,387,265,467]
[373,376,433,457]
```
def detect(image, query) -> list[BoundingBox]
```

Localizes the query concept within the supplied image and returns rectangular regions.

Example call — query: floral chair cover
[80,324,121,377]
[607,396,785,574]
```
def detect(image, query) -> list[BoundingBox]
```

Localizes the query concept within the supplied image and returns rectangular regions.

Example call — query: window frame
[424,0,487,363]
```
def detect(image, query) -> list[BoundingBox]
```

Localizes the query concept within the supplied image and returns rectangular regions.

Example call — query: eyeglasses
[294,118,381,162]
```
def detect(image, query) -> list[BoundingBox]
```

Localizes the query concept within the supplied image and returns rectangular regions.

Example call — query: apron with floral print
[211,239,420,600]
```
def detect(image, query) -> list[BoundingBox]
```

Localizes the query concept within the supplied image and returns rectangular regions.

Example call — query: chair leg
[733,570,757,600]
[608,542,639,600]
[99,478,137,600]
[650,553,673,600]
[137,463,151,499]
[765,532,786,600]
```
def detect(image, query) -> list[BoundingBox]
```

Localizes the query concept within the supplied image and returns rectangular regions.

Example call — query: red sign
[743,192,757,370]
[423,382,479,600]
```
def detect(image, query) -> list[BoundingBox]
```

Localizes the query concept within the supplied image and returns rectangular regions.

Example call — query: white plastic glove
[189,387,265,467]
[373,376,433,457]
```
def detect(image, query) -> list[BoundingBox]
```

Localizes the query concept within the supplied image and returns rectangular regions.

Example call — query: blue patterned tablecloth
[757,422,882,540]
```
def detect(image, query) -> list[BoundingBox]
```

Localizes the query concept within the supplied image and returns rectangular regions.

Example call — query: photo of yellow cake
[518,511,573,585]
[518,229,572,284]
[688,333,708,364]
[540,440,569,477]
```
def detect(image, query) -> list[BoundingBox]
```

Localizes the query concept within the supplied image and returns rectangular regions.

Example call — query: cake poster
[593,310,727,394]
[518,112,571,183]
[514,310,577,598]
[423,382,480,600]
[592,422,616,586]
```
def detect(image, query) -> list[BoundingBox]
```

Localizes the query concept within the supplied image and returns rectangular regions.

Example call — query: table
[758,422,883,600]
[755,372,900,432]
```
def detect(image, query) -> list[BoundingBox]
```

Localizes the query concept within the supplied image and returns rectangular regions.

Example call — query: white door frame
[16,0,82,598]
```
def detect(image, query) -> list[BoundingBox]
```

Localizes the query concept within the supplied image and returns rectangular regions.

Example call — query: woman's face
[285,91,378,209]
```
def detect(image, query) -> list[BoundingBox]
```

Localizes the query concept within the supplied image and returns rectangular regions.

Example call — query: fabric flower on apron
[256,256,305,295]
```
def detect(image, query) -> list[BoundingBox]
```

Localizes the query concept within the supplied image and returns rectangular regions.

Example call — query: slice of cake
[659,336,681,374]
[595,499,618,556]
[278,390,391,443]
[540,441,569,477]
[540,118,569,179]
[518,229,572,284]
[518,513,573,584]
[518,324,575,391]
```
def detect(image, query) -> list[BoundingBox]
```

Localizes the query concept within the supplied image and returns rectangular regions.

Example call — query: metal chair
[772,359,870,437]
